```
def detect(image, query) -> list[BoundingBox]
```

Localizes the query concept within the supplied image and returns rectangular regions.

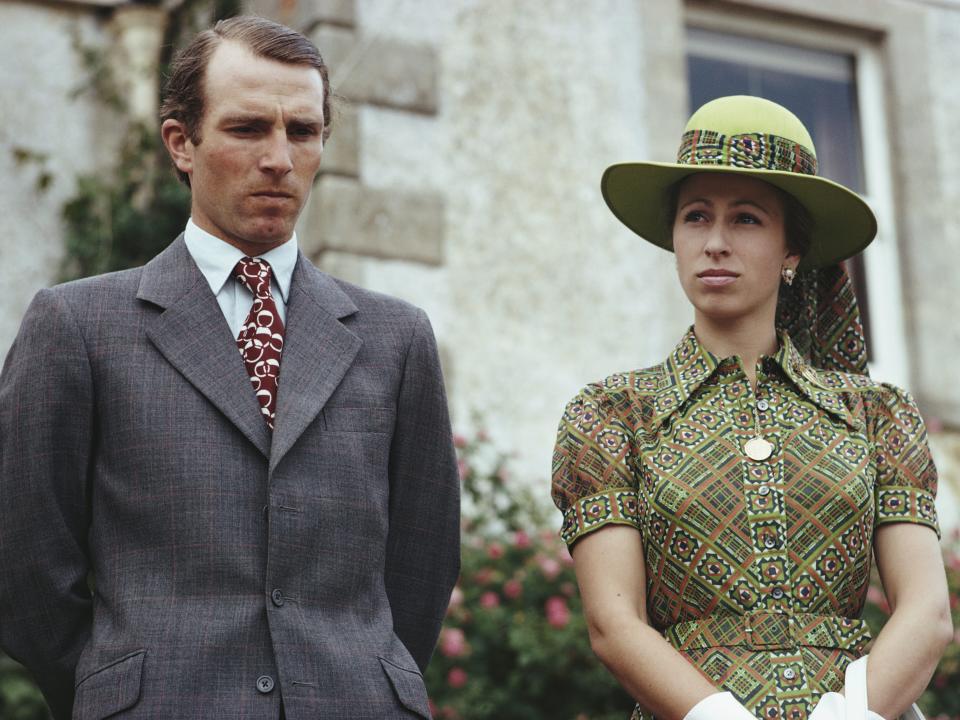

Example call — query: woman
[551,96,952,720]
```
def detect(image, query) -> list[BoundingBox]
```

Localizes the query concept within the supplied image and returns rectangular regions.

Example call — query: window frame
[686,6,910,388]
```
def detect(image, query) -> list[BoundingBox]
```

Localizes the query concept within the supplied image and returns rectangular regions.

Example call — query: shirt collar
[655,327,859,429]
[183,218,298,302]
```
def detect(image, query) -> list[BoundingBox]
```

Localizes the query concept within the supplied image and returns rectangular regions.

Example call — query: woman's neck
[692,316,779,391]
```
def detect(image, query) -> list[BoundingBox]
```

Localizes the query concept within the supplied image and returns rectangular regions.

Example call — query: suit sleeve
[0,288,94,720]
[385,308,460,672]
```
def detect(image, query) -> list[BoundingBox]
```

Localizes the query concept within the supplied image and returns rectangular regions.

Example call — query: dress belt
[663,611,873,652]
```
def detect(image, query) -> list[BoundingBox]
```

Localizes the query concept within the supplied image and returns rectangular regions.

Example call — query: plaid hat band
[678,129,818,177]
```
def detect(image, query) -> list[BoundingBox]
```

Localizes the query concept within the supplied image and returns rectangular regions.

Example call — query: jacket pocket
[73,650,146,720]
[378,656,431,719]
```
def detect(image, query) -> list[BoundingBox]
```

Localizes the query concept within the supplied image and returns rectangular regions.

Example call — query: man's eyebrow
[219,114,270,126]
[218,113,324,127]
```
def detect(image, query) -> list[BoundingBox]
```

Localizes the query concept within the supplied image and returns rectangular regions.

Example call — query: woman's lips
[697,269,739,287]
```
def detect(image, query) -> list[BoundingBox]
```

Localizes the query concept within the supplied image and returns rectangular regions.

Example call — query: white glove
[808,690,886,720]
[809,692,846,720]
[683,691,756,720]
[844,656,888,720]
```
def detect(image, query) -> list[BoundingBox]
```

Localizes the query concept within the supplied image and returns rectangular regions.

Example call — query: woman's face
[672,173,799,328]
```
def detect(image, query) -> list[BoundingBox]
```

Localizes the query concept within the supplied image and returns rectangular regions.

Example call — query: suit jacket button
[257,675,275,694]
[271,588,284,607]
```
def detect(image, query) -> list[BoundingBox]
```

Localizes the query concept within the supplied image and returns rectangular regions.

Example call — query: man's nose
[259,132,294,175]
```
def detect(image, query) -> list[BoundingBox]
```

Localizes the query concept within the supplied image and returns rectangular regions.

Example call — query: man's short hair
[160,15,333,185]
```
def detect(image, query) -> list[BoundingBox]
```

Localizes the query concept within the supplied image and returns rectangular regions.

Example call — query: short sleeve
[551,383,643,547]
[869,383,939,537]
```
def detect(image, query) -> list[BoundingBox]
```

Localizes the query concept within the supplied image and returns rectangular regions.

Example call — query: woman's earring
[781,266,796,286]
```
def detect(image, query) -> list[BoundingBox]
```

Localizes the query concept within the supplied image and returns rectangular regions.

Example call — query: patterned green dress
[552,328,939,720]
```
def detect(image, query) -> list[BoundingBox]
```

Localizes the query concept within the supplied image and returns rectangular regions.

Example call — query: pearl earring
[781,266,796,286]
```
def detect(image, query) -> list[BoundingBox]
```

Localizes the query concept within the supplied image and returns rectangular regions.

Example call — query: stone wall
[0,1,113,354]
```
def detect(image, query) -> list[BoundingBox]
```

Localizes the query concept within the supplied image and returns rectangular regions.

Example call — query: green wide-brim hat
[601,95,877,270]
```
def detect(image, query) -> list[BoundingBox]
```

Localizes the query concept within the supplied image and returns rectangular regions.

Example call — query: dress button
[271,588,284,607]
[772,587,785,599]
[783,668,796,680]
[757,399,770,411]
[256,675,275,694]
[764,536,778,549]
[758,486,771,496]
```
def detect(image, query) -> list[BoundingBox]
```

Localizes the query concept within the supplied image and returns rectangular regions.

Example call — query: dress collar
[654,327,860,429]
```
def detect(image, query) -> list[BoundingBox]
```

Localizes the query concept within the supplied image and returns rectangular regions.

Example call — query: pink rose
[439,627,467,657]
[487,542,504,560]
[474,567,494,585]
[447,667,468,688]
[545,595,570,629]
[453,433,468,448]
[457,458,469,480]
[503,579,523,599]
[865,585,890,615]
[479,591,500,609]
[538,555,561,581]
[513,530,531,549]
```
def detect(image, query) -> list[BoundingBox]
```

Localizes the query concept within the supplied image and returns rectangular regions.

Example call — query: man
[0,16,459,720]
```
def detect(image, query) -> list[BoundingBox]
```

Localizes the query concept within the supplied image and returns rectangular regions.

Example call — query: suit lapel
[269,254,361,474]
[138,237,272,457]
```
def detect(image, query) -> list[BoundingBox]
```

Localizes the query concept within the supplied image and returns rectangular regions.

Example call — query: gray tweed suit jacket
[0,237,460,720]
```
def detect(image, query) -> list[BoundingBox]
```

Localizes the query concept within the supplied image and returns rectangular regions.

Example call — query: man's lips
[251,191,294,199]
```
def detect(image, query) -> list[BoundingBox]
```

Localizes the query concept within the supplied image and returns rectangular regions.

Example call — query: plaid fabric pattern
[677,130,818,176]
[776,264,868,375]
[552,329,939,720]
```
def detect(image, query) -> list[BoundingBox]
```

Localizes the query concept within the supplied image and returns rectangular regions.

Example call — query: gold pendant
[744,436,774,461]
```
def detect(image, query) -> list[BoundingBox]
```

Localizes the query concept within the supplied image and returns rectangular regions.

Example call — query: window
[685,10,909,387]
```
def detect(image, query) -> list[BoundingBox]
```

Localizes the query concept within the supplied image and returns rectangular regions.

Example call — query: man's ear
[161,119,194,176]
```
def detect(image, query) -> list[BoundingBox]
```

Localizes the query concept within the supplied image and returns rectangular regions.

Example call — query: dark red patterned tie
[234,258,285,430]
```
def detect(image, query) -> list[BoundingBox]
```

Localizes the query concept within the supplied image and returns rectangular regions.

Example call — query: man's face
[164,40,325,255]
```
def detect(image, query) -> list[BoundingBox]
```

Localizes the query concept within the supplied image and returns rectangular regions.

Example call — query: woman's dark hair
[665,176,813,259]
[159,16,333,185]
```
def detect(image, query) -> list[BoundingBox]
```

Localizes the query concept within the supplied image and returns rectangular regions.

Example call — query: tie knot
[234,257,275,299]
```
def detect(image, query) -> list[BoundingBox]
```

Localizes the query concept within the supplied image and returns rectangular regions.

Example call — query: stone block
[244,0,355,32]
[301,176,445,265]
[314,250,367,285]
[320,101,359,177]
[310,25,357,75]
[331,36,438,115]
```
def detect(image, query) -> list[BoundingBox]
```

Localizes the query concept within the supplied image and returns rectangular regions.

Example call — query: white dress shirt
[182,219,298,339]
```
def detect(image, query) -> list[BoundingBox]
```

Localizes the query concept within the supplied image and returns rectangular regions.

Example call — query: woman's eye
[736,213,760,224]
[683,210,707,223]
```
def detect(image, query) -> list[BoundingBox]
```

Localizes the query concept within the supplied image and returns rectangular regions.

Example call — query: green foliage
[426,431,634,720]
[9,146,53,195]
[0,656,48,720]
[59,123,191,281]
